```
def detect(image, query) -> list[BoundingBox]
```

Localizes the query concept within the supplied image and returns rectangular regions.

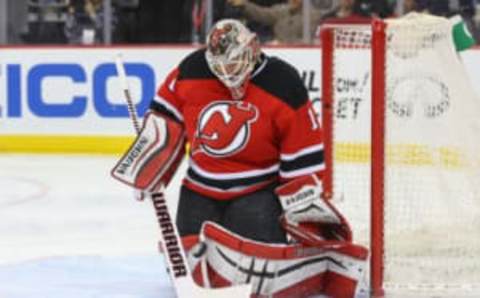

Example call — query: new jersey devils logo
[193,101,259,157]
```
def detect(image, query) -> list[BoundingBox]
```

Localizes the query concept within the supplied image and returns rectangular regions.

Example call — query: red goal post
[321,14,480,297]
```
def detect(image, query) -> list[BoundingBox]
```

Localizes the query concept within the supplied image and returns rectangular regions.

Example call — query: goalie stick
[114,54,252,298]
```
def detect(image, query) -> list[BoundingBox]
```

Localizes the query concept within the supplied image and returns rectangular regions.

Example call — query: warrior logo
[193,101,259,157]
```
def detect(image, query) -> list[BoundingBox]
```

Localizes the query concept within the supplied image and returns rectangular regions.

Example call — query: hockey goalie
[112,18,368,298]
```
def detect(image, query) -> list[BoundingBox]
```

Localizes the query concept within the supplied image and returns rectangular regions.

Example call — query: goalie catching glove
[111,112,186,195]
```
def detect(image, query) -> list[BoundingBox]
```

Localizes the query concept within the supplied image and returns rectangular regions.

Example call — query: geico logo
[4,63,155,118]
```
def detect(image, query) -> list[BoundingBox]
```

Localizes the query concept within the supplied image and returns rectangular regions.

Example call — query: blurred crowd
[3,0,480,45]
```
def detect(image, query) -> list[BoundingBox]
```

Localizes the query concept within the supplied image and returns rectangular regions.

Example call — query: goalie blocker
[111,111,186,193]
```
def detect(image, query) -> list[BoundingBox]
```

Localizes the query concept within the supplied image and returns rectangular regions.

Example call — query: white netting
[327,13,480,296]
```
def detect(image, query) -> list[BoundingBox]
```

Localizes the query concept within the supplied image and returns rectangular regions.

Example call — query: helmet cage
[205,20,259,95]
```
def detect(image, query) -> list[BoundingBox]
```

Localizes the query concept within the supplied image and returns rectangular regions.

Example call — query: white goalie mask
[205,19,260,99]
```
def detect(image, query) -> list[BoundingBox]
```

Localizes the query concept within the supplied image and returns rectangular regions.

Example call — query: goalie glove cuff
[275,174,353,243]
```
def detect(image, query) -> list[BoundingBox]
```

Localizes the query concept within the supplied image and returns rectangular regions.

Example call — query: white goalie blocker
[111,111,186,193]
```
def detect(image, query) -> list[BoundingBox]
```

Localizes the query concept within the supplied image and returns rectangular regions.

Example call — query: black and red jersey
[150,48,324,200]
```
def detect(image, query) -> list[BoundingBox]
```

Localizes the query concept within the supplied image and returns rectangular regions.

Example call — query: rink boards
[0,46,480,155]
[0,46,322,153]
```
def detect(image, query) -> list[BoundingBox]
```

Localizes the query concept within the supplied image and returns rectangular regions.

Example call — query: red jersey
[150,49,324,200]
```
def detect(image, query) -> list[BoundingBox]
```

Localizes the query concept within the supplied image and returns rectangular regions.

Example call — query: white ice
[0,154,180,298]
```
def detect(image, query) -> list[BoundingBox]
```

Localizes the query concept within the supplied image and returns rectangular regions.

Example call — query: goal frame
[320,19,388,298]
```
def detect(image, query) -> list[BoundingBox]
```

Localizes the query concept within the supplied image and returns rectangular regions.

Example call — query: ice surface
[0,154,181,298]
[0,255,175,298]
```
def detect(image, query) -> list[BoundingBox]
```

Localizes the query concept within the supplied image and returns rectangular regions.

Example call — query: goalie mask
[205,19,260,100]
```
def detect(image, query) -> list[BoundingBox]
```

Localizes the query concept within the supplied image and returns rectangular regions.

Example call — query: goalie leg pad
[111,112,186,191]
[189,221,369,298]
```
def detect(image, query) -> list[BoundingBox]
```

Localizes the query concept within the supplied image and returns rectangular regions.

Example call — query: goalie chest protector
[150,49,325,199]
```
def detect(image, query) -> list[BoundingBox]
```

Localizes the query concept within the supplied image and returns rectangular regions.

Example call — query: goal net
[321,13,480,297]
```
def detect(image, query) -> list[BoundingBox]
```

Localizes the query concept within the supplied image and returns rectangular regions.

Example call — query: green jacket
[241,1,328,44]
[450,15,476,51]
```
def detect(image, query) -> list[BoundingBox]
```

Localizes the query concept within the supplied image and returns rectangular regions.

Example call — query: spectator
[226,0,331,44]
[402,0,478,21]
[403,0,420,13]
[185,0,231,44]
[64,0,111,44]
[402,0,445,14]
[320,0,371,24]
[453,0,479,43]
[24,0,69,44]
[426,0,450,16]
[349,0,395,18]
[321,0,394,22]
[322,0,355,19]
[224,0,288,42]
[401,0,479,44]
[317,0,395,44]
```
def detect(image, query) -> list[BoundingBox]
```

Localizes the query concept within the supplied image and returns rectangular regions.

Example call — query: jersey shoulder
[177,48,216,80]
[251,56,308,110]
